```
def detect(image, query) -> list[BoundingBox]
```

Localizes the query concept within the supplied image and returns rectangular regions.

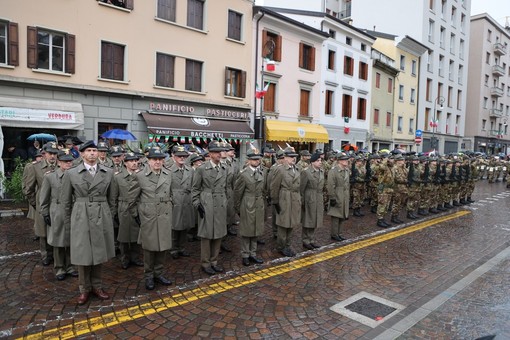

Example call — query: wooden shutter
[300,90,309,117]
[274,34,282,61]
[7,22,19,66]
[27,26,37,68]
[310,46,316,71]
[65,34,75,74]
[101,42,111,78]
[224,67,230,95]
[240,70,246,98]
[113,44,124,80]
[194,61,201,91]
[125,0,134,10]
[262,30,268,54]
[298,42,304,68]
[263,83,275,112]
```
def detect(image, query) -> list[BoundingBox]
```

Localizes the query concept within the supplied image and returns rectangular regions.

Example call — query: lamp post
[432,96,445,152]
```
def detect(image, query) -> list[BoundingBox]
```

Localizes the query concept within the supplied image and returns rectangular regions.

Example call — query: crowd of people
[17,137,510,305]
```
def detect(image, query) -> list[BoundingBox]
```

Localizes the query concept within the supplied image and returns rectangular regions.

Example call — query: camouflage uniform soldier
[436,159,449,211]
[372,155,394,228]
[261,147,275,170]
[428,158,441,213]
[350,156,366,217]
[406,155,421,219]
[390,154,408,224]
[296,150,311,172]
[478,157,488,180]
[487,156,498,183]
[367,154,380,213]
[466,156,480,200]
[418,156,431,215]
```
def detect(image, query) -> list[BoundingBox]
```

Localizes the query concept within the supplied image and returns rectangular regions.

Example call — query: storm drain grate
[330,292,405,328]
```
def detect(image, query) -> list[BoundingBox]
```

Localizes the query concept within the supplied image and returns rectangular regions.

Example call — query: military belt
[139,197,171,203]
[76,196,107,202]
[202,189,225,194]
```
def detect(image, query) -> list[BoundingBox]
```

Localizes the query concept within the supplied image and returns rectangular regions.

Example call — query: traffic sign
[415,136,422,144]
[415,129,423,137]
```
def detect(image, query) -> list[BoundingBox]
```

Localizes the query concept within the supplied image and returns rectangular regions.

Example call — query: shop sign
[0,107,76,123]
[149,102,249,120]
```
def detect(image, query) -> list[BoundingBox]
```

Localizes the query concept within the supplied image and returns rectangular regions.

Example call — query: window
[100,41,124,80]
[156,53,175,88]
[98,0,133,10]
[398,85,404,100]
[448,60,454,81]
[299,43,315,71]
[98,122,128,145]
[343,56,353,75]
[373,108,379,125]
[459,39,464,59]
[262,30,282,62]
[357,98,366,120]
[157,0,176,22]
[487,29,492,42]
[387,78,393,93]
[427,50,433,72]
[457,90,462,109]
[426,78,432,101]
[409,118,414,134]
[358,61,368,80]
[300,89,310,117]
[483,97,488,109]
[441,0,446,17]
[375,72,381,88]
[329,29,336,39]
[425,108,430,131]
[0,21,18,66]
[399,55,405,71]
[411,60,417,76]
[263,83,276,112]
[450,33,456,54]
[451,6,456,25]
[328,50,335,70]
[447,86,452,107]
[438,54,444,76]
[342,94,352,118]
[346,37,352,45]
[458,65,463,84]
[440,26,445,48]
[187,0,204,30]
[361,43,366,52]
[429,0,434,10]
[228,10,242,41]
[410,88,416,104]
[461,13,466,33]
[27,27,75,73]
[484,74,489,86]
[486,52,490,64]
[397,116,403,132]
[482,119,486,130]
[386,112,391,127]
[225,67,246,98]
[185,58,202,92]
[325,90,334,115]
[428,20,435,42]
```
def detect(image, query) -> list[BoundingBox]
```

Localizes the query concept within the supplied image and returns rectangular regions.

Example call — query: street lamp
[432,96,445,151]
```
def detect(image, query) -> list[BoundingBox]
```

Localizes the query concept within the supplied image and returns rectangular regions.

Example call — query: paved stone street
[0,181,509,339]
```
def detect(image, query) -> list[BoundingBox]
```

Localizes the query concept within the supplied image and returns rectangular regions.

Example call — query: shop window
[357,98,366,120]
[343,56,353,76]
[342,94,352,118]
[98,0,134,10]
[185,59,202,92]
[0,21,18,66]
[157,0,176,22]
[225,67,246,98]
[299,89,310,117]
[27,27,74,73]
[299,43,315,71]
[262,30,282,62]
[100,41,124,81]
[156,52,175,88]
[358,61,368,80]
[187,0,204,30]
[263,83,276,112]
[228,10,242,41]
[325,90,334,115]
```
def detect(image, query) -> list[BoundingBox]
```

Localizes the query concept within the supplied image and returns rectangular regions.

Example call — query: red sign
[415,137,422,144]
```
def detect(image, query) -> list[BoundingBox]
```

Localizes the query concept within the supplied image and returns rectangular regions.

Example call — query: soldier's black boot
[429,207,439,214]
[453,200,462,206]
[437,204,447,211]
[377,219,390,228]
[418,208,428,216]
[467,197,475,203]
[391,215,404,224]
[353,208,364,217]
[444,202,453,209]
[371,206,377,213]
[459,198,467,205]
[407,211,417,220]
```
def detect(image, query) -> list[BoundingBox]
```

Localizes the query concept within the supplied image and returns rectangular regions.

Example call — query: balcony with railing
[493,42,507,56]
[491,86,504,97]
[489,108,503,118]
[492,64,505,77]
[489,129,504,137]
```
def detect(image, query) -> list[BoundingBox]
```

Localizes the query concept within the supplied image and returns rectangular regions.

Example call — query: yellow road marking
[22,211,470,339]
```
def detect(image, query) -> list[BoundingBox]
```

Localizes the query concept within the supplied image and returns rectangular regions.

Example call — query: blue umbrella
[101,129,137,141]
[27,133,56,141]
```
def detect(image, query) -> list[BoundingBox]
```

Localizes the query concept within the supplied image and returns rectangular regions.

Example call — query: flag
[429,119,439,128]
[255,82,270,99]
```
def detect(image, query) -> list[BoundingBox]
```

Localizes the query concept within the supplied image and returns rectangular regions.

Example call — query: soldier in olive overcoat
[327,153,351,241]
[110,152,143,269]
[131,148,173,290]
[270,147,301,257]
[169,146,194,259]
[39,149,77,280]
[60,140,115,305]
[300,152,324,250]
[191,141,228,275]
[234,148,266,266]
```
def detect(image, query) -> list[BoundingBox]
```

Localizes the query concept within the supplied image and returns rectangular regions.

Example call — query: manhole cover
[345,297,396,319]
[330,292,405,328]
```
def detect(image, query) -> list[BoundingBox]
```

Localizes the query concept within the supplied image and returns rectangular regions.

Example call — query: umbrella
[27,133,56,141]
[342,143,358,152]
[58,135,83,145]
[101,129,137,141]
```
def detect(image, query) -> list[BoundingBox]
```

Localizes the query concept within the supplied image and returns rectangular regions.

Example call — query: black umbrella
[58,135,83,145]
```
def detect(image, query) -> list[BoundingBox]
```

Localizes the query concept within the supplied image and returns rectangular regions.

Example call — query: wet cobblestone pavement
[0,181,509,339]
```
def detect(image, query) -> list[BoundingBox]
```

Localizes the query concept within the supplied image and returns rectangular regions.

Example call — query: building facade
[465,14,510,155]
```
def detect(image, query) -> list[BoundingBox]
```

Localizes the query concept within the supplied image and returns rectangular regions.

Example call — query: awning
[265,120,329,143]
[142,112,254,139]
[0,95,84,130]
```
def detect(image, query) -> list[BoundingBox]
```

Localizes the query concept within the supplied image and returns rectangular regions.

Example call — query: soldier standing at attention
[132,148,174,290]
[373,154,395,228]
[97,142,113,167]
[405,155,421,219]
[300,152,324,250]
[234,148,266,266]
[266,149,285,239]
[169,145,194,259]
[192,141,228,275]
[39,149,78,281]
[60,140,115,305]
[327,153,350,241]
[261,147,275,170]
[350,156,366,217]
[271,147,301,257]
[26,142,59,266]
[225,143,240,236]
[296,150,311,171]
[390,154,408,224]
[110,152,144,270]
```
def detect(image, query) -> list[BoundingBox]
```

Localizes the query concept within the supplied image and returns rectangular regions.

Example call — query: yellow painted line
[22,211,470,340]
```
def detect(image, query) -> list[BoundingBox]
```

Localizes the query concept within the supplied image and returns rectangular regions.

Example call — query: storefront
[323,125,366,152]
[265,119,329,152]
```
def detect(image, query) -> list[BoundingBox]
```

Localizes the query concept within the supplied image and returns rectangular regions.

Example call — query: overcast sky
[470,0,510,27]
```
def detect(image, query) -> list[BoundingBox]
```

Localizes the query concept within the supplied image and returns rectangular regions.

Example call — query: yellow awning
[265,120,329,143]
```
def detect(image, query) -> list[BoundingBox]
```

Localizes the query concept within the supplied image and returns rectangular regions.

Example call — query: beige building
[0,0,254,179]
[466,14,510,155]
